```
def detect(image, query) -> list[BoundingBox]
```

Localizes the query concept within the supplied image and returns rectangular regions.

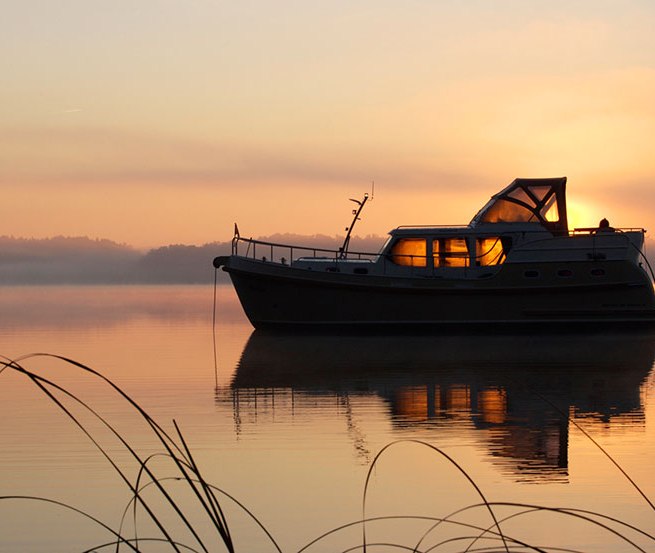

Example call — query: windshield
[471,177,568,235]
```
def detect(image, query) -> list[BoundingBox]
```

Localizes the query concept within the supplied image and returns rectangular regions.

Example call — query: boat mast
[339,192,369,259]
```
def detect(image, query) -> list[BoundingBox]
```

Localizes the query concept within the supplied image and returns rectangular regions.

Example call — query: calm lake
[2,284,655,552]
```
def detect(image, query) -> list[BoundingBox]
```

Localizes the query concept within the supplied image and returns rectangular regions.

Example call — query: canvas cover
[471,177,568,235]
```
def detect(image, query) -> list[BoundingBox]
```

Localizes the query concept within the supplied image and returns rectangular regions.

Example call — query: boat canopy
[470,177,568,235]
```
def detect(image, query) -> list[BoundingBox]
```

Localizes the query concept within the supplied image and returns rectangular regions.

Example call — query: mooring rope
[212,267,219,387]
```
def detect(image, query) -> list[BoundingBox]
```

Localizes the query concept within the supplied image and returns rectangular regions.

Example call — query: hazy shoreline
[0,234,386,284]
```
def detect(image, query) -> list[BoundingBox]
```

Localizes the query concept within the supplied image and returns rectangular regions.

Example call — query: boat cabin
[384,177,568,272]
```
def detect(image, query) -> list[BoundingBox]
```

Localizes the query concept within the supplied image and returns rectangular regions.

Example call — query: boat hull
[222,257,655,330]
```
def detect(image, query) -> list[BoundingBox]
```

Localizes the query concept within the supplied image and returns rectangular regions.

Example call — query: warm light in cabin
[480,199,536,224]
[476,237,505,266]
[543,197,560,223]
[480,184,562,227]
[433,238,469,267]
[391,238,427,267]
[392,237,508,268]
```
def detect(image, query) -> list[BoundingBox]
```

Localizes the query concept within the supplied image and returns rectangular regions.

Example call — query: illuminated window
[529,185,553,203]
[480,191,560,224]
[479,199,535,223]
[541,194,559,222]
[507,187,536,207]
[390,238,426,267]
[476,237,505,266]
[433,238,469,268]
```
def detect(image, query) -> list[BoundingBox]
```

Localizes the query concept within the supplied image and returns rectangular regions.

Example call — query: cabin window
[528,185,552,203]
[476,237,505,266]
[507,187,535,207]
[524,270,540,278]
[390,238,426,267]
[479,199,535,223]
[541,194,559,222]
[433,238,469,268]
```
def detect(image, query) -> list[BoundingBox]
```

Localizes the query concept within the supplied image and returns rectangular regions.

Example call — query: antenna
[339,190,371,259]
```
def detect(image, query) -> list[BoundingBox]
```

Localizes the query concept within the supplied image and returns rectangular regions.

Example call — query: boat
[213,177,655,329]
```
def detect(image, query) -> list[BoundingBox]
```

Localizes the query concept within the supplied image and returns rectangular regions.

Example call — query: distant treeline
[0,234,387,284]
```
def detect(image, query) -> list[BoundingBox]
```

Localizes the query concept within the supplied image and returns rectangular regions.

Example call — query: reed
[2,354,654,552]
[1,353,278,553]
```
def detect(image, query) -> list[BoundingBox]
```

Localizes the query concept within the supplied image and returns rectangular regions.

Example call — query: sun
[566,199,601,231]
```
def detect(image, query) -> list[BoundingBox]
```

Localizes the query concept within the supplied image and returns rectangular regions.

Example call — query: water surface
[1,285,655,552]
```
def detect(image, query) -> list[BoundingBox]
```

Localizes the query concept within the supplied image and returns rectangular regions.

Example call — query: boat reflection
[219,331,655,482]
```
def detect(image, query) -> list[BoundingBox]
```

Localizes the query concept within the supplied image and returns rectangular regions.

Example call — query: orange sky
[3,1,655,248]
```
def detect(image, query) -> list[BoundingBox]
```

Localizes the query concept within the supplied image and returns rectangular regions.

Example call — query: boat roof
[470,177,568,235]
[390,222,552,237]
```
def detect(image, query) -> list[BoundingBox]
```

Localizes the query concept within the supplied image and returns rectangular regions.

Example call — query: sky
[3,0,655,249]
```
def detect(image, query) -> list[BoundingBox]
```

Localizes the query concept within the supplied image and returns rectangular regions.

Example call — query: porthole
[524,270,540,278]
[557,269,573,278]
[590,268,606,277]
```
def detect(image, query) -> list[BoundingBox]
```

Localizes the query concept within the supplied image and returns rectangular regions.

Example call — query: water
[1,284,655,552]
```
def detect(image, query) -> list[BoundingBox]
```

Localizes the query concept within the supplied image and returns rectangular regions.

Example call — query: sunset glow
[3,1,655,248]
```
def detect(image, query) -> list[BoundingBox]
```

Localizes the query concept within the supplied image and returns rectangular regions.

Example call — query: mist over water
[2,284,655,552]
[0,234,387,284]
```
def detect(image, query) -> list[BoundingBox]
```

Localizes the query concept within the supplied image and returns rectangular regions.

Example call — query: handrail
[231,236,382,263]
[572,227,646,234]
